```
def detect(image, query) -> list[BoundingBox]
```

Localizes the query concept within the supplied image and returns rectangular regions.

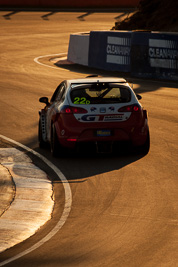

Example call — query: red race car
[38,76,150,156]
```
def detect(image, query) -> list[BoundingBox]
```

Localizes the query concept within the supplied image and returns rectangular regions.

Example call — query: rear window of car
[70,83,131,104]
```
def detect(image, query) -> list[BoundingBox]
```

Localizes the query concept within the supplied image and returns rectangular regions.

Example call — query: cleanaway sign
[106,36,131,66]
[89,31,132,72]
[149,39,178,69]
[131,32,178,80]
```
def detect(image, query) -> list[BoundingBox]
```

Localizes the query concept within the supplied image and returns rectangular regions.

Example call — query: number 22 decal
[74,97,90,104]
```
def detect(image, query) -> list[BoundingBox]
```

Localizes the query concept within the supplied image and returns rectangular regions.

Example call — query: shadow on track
[11,134,144,182]
[3,11,19,19]
[1,134,144,182]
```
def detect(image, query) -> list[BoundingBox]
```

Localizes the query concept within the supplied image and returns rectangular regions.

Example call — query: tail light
[60,105,87,114]
[118,104,141,112]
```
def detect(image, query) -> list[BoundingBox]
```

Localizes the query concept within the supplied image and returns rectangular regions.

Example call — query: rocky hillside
[114,0,178,32]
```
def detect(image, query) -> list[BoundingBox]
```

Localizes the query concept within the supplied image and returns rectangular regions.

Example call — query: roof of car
[67,77,127,85]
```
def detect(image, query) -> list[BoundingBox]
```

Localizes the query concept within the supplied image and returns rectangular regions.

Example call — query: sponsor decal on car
[78,114,125,122]
[103,114,124,121]
[80,115,100,121]
[90,107,97,112]
[96,130,111,137]
[109,106,115,111]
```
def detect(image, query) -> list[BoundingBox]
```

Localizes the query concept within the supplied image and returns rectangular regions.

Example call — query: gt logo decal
[81,115,101,121]
[81,114,124,122]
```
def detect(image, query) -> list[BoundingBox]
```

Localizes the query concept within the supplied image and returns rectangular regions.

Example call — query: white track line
[34,53,67,70]
[0,135,72,266]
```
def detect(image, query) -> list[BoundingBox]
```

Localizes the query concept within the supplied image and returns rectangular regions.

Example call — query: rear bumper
[56,125,149,148]
[54,112,149,148]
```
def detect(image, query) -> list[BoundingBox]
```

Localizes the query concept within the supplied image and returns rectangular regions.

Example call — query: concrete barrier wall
[0,0,139,7]
[68,33,90,66]
[67,30,178,81]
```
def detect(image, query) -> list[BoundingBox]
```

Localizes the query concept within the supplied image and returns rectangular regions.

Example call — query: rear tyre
[50,123,60,157]
[138,131,150,155]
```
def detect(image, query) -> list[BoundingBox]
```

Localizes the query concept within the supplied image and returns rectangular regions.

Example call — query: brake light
[133,106,139,111]
[65,107,73,113]
[61,106,87,114]
[118,104,140,112]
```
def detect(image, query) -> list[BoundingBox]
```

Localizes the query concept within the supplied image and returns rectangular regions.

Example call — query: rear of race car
[53,81,149,153]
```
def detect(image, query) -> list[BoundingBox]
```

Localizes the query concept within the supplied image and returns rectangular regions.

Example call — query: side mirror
[136,94,142,100]
[39,97,49,105]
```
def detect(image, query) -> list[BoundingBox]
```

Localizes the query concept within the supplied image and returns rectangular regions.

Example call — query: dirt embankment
[114,0,178,32]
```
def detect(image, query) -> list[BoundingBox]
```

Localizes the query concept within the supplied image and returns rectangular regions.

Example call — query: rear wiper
[98,88,112,98]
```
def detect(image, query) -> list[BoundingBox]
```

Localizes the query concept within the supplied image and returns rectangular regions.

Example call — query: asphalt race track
[0,10,178,267]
